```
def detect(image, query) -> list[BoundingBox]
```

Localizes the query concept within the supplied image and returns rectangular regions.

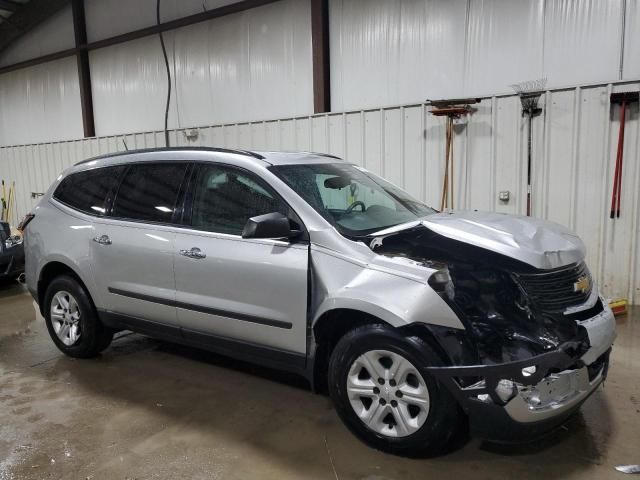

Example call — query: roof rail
[74,147,265,166]
[310,152,343,160]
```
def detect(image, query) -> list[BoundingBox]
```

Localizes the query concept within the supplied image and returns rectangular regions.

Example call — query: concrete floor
[0,282,638,480]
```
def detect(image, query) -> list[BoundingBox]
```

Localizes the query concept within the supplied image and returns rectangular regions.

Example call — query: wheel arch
[37,260,94,316]
[310,305,457,393]
[311,307,391,392]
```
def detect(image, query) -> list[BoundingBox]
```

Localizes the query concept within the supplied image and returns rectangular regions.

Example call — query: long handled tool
[1,180,6,222]
[440,117,453,210]
[609,92,639,219]
[7,182,15,226]
[429,98,478,211]
[511,79,547,216]
[12,182,17,227]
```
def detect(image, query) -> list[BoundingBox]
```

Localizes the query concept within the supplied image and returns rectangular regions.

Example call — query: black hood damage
[368,226,595,366]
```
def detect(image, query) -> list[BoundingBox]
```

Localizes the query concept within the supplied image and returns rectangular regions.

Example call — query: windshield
[271,163,436,236]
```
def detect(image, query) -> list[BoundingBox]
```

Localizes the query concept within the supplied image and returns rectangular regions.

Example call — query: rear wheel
[328,324,464,457]
[44,275,113,358]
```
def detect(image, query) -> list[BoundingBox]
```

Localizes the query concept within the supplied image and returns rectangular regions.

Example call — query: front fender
[310,246,464,330]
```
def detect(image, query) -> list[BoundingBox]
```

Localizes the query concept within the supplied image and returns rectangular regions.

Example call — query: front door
[173,163,308,354]
[91,162,189,327]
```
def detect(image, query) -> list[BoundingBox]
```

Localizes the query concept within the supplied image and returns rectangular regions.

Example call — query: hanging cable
[157,0,171,147]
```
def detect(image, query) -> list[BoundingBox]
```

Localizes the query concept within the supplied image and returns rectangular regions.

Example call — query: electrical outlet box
[184,129,199,141]
[499,191,510,202]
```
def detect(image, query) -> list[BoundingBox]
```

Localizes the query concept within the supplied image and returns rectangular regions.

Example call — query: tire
[328,324,465,457]
[44,275,114,358]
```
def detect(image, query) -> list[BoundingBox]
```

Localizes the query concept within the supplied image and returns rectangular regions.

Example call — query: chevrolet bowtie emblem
[574,276,590,294]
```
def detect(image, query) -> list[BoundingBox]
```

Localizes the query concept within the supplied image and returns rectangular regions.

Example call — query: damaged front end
[369,214,616,441]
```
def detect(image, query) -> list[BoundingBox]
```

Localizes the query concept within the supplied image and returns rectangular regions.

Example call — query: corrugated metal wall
[1,80,638,303]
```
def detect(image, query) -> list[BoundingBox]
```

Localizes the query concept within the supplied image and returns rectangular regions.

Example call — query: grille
[514,262,593,312]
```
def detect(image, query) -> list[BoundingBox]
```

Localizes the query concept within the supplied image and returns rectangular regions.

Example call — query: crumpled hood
[373,211,585,270]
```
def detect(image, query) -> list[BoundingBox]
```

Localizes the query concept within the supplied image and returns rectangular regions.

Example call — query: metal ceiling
[0,0,69,55]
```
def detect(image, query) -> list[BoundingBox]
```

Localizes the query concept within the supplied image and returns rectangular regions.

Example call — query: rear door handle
[179,247,206,259]
[93,235,112,246]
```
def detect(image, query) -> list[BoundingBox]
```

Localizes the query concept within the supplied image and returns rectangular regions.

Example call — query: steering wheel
[344,200,366,215]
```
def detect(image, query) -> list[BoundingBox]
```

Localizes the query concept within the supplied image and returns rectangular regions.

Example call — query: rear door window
[112,163,188,223]
[54,166,125,216]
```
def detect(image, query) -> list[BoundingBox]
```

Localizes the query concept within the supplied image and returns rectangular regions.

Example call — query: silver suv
[23,148,616,456]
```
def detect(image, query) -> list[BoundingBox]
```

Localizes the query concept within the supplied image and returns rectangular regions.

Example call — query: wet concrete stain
[0,281,639,479]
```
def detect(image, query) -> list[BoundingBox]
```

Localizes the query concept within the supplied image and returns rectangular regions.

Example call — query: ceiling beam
[0,0,70,54]
[0,0,21,13]
[85,0,281,51]
[311,0,330,113]
[0,0,281,75]
[72,0,94,137]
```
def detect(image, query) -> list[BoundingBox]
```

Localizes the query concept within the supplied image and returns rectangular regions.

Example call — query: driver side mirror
[242,212,299,240]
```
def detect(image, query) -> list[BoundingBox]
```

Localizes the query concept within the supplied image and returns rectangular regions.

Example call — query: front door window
[190,165,290,235]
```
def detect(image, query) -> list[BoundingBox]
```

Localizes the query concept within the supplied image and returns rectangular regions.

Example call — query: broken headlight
[427,266,455,299]
[428,263,573,363]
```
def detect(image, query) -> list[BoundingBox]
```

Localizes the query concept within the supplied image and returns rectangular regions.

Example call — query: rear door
[90,162,189,328]
[172,163,309,354]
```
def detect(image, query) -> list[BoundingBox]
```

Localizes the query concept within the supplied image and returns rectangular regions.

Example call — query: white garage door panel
[623,0,640,79]
[329,0,467,111]
[0,58,83,147]
[543,0,623,87]
[90,0,312,137]
[465,0,545,96]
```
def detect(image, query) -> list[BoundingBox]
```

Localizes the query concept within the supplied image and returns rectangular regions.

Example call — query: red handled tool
[610,92,639,219]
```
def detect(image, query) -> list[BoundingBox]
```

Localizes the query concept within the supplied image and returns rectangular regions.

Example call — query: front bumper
[425,305,616,442]
[0,245,25,280]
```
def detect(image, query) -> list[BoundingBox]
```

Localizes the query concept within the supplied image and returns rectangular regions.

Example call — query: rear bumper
[425,306,615,442]
[0,246,25,279]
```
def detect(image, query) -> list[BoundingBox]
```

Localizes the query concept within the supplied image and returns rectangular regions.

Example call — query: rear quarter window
[53,166,125,215]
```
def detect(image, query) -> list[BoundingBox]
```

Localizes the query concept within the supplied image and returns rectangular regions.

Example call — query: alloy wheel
[50,290,82,346]
[346,349,430,438]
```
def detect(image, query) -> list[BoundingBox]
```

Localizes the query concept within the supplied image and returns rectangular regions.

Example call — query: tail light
[17,213,35,233]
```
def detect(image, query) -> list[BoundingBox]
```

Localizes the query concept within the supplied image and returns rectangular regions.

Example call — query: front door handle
[93,235,112,246]
[179,247,206,259]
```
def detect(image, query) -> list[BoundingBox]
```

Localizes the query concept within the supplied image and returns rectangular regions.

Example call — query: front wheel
[328,324,465,457]
[44,275,113,358]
